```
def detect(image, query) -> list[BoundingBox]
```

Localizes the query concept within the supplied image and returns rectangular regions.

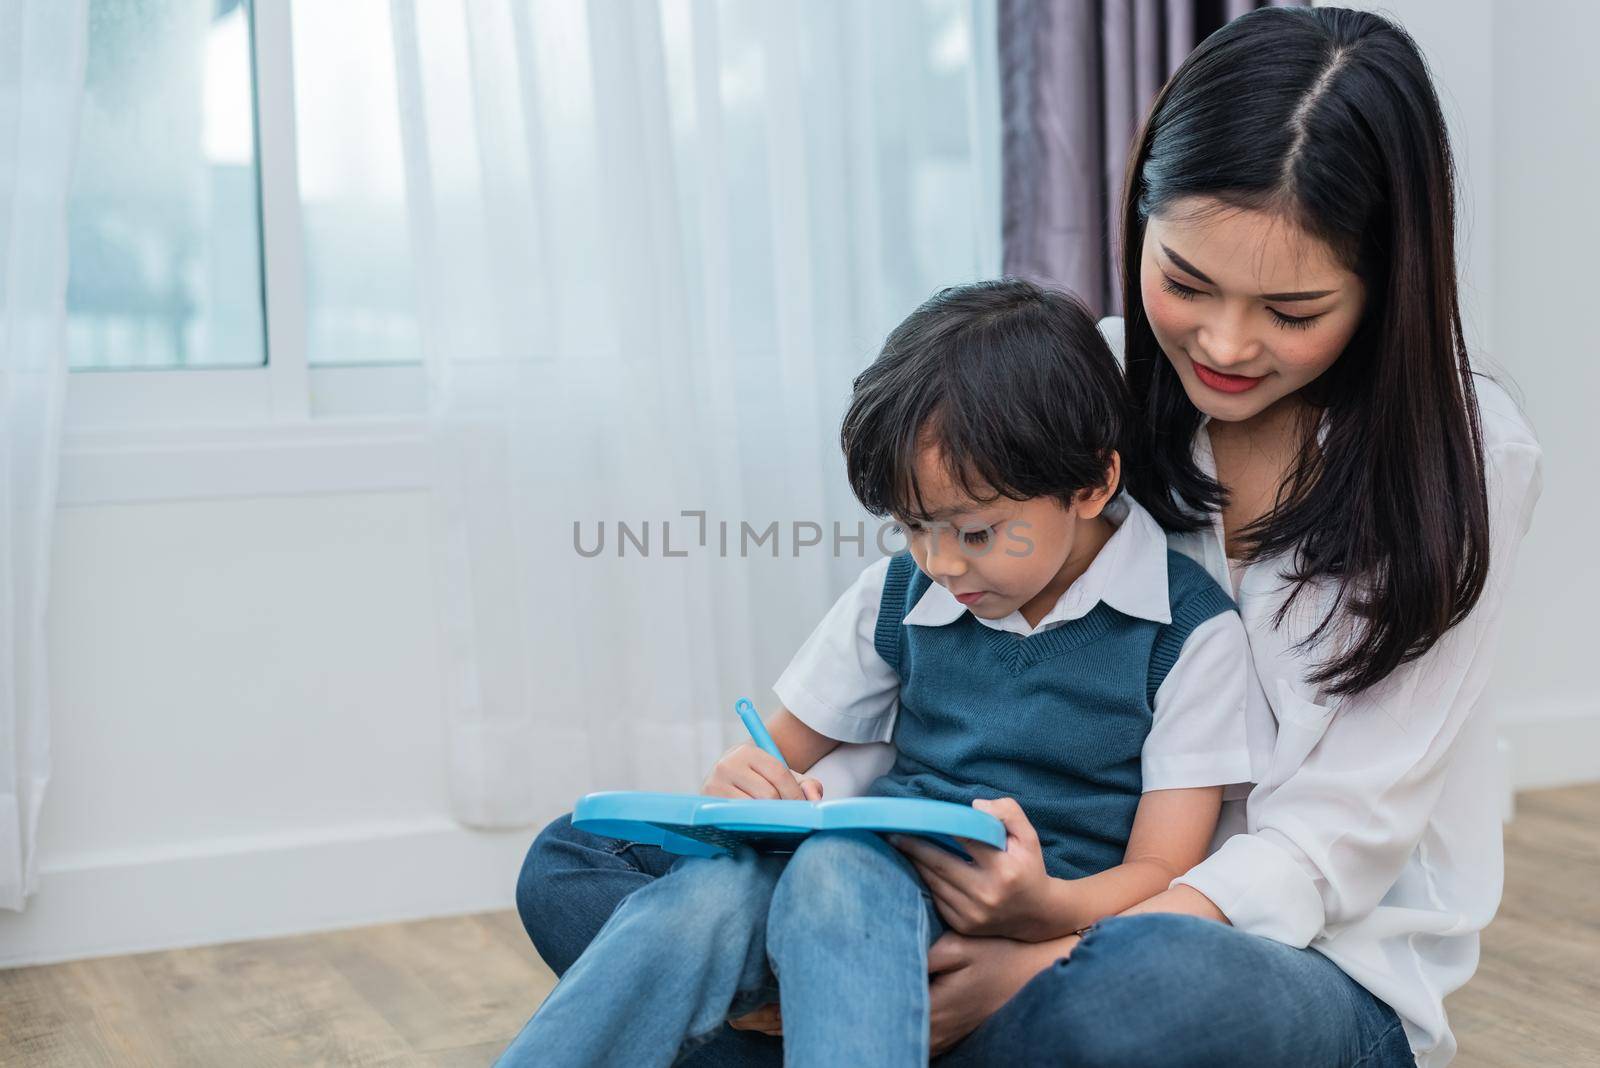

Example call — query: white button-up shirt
[1161,364,1544,1066]
[774,493,1261,799]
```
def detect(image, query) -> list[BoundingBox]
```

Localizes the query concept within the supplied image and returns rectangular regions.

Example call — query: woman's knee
[515,811,670,975]
[513,813,590,970]
[514,812,581,932]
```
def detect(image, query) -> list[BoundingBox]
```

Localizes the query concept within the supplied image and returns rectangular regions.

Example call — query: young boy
[496,279,1255,1067]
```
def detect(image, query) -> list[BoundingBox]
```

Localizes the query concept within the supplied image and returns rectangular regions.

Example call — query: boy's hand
[701,742,824,802]
[889,797,1062,940]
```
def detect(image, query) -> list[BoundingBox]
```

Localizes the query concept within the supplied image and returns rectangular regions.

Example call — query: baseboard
[1501,703,1600,792]
[0,815,547,970]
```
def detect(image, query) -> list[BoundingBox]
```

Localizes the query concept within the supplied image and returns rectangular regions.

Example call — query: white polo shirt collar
[899,493,1172,636]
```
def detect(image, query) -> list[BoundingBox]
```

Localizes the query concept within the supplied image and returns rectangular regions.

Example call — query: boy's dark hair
[840,278,1127,523]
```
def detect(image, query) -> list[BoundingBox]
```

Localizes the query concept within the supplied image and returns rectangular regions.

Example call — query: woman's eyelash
[1159,276,1200,300]
[1268,308,1321,331]
[1165,274,1323,331]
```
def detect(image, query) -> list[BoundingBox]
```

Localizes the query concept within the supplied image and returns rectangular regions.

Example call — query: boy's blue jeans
[494,828,944,1067]
[504,813,1417,1067]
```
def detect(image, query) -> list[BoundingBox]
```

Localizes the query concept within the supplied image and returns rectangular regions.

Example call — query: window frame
[62,0,427,503]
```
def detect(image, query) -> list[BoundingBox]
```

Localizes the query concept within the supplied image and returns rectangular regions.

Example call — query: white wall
[1329,0,1600,788]
[0,483,540,967]
[1483,0,1600,785]
[3,2,1595,968]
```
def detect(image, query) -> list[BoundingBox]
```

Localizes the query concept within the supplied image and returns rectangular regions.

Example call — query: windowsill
[58,417,431,507]
[59,361,434,506]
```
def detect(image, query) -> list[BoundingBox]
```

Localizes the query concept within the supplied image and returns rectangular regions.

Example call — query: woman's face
[1139,197,1367,425]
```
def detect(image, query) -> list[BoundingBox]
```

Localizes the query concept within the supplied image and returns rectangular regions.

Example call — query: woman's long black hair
[1120,6,1490,696]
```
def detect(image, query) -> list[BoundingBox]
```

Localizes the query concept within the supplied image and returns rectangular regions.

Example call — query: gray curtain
[1001,0,1303,316]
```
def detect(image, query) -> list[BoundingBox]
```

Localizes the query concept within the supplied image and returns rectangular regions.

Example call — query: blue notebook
[573,791,1007,859]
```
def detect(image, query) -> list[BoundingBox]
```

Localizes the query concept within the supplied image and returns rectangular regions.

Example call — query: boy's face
[892,442,1117,626]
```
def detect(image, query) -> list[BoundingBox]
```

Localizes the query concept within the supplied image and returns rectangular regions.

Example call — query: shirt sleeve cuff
[773,672,895,744]
[1141,748,1256,792]
[1171,831,1326,947]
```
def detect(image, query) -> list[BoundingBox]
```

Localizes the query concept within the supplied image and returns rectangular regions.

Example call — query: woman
[512,8,1540,1066]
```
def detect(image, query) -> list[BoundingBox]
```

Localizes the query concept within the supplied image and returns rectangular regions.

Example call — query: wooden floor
[2,785,1596,1067]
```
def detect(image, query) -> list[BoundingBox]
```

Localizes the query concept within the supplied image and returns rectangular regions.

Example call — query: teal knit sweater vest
[869,550,1236,880]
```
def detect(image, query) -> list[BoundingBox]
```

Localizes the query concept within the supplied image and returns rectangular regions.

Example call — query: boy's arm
[700,707,844,800]
[767,707,843,773]
[1034,785,1222,936]
[889,785,1223,941]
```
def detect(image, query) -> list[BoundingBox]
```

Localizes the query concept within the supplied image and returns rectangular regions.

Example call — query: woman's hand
[727,1002,783,1036]
[889,797,1067,940]
[701,742,823,801]
[926,930,1077,1055]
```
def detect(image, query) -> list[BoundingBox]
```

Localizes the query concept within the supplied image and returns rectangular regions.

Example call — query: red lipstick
[1190,358,1265,394]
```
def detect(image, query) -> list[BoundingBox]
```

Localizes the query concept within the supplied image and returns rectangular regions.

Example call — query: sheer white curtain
[0,0,87,911]
[391,0,999,827]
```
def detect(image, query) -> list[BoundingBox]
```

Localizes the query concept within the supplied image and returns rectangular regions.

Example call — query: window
[69,0,265,371]
[290,0,420,367]
[61,0,998,466]
[64,0,427,435]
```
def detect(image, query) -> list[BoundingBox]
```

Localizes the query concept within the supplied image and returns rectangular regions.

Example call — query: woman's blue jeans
[504,812,1417,1067]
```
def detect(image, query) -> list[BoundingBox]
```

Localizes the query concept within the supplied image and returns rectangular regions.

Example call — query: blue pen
[734,696,789,769]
